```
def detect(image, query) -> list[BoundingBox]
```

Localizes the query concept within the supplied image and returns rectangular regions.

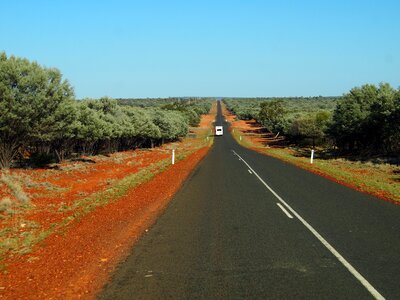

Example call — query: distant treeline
[224,85,400,155]
[0,52,211,168]
[117,97,212,127]
[224,96,339,121]
[117,97,214,107]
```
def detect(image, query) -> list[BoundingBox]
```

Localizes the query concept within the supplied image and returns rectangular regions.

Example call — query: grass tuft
[0,173,30,203]
[0,197,12,213]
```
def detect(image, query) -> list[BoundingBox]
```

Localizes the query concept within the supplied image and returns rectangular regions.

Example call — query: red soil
[2,151,173,239]
[0,146,210,300]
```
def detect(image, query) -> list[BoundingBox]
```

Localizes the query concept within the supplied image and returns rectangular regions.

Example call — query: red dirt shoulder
[0,147,210,299]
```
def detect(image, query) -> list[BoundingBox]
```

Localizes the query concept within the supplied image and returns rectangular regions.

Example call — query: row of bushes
[0,52,211,168]
[118,97,212,127]
[224,83,400,155]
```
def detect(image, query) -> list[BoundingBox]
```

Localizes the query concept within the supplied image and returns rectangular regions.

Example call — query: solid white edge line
[231,150,385,300]
[276,203,293,219]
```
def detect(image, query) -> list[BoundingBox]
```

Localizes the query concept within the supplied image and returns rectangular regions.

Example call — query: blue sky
[1,0,399,98]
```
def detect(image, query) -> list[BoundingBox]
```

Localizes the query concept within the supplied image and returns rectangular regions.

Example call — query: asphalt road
[99,101,399,299]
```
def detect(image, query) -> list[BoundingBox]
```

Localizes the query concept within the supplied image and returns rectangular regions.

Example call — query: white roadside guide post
[310,149,314,164]
[172,149,175,165]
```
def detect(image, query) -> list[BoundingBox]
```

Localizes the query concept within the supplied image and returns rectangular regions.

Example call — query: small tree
[51,100,80,162]
[288,111,331,147]
[75,102,107,155]
[0,52,74,168]
[121,106,160,148]
[328,84,378,151]
[388,91,400,153]
[258,100,287,137]
[365,83,397,153]
[150,109,188,145]
[328,83,397,153]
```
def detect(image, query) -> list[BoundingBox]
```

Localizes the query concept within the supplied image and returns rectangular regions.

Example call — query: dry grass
[0,173,30,203]
[59,163,88,172]
[13,173,61,192]
[0,197,12,213]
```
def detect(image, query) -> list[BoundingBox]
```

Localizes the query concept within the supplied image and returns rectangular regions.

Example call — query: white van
[215,126,223,136]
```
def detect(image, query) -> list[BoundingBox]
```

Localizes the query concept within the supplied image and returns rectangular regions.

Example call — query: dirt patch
[199,100,217,128]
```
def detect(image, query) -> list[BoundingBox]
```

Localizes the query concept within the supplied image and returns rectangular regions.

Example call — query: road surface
[99,101,399,299]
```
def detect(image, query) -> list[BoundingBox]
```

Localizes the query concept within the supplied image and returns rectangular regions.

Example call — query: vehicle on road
[215,126,223,136]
